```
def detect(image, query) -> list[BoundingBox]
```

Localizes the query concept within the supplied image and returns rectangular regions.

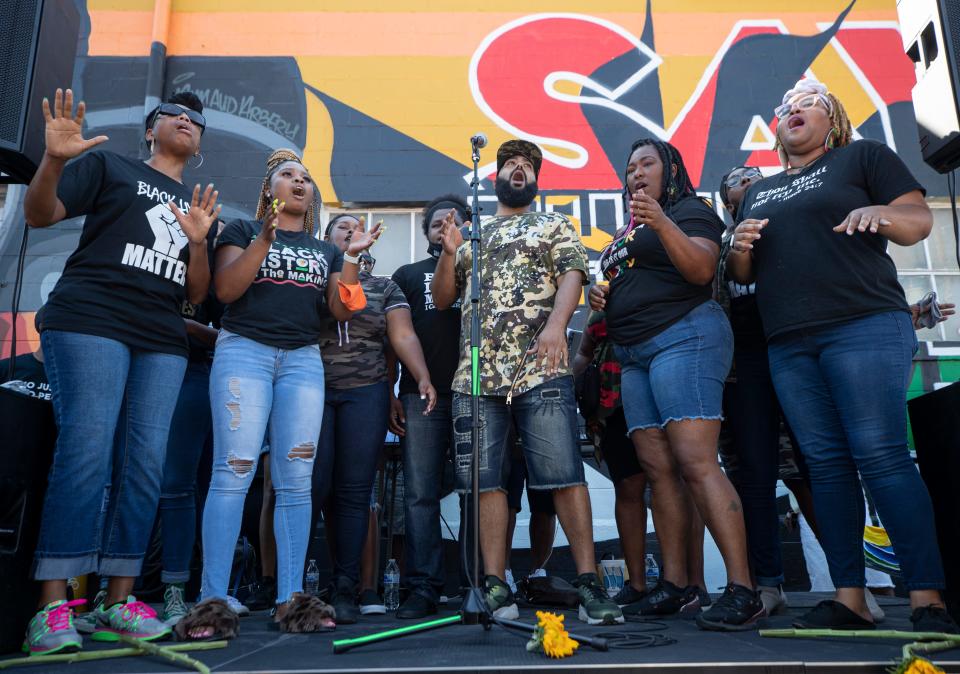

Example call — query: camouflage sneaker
[574,573,625,625]
[162,583,189,626]
[74,590,106,634]
[91,596,171,642]
[483,575,519,620]
[23,599,85,656]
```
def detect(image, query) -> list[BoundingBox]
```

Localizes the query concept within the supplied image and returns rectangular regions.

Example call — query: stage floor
[4,593,959,673]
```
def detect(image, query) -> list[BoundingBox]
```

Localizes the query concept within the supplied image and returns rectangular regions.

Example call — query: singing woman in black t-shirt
[21,89,220,652]
[180,150,381,638]
[728,79,956,634]
[589,139,762,631]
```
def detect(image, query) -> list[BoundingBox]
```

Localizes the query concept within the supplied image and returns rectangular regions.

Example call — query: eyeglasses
[724,167,763,188]
[774,93,831,120]
[154,103,206,132]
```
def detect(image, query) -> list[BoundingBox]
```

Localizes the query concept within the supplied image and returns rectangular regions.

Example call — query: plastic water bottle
[304,559,320,596]
[384,559,400,611]
[645,554,660,587]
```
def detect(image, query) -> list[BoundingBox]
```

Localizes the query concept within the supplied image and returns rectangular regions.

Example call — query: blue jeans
[768,311,945,590]
[34,330,186,580]
[159,360,212,584]
[201,330,324,604]
[614,300,732,432]
[401,393,452,601]
[453,376,585,493]
[312,382,390,586]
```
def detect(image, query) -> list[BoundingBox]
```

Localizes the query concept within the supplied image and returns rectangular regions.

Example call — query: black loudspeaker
[907,382,960,622]
[0,0,80,184]
[0,387,56,654]
[898,0,960,173]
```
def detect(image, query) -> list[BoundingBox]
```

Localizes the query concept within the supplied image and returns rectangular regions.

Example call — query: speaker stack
[0,0,80,184]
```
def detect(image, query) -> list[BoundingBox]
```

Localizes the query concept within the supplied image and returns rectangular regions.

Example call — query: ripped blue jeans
[201,330,324,604]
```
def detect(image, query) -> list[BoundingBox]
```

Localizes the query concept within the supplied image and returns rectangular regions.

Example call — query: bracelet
[343,252,361,265]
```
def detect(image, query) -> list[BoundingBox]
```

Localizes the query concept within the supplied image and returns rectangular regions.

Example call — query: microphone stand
[330,138,607,655]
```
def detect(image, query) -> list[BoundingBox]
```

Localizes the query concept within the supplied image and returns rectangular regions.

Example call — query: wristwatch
[343,252,361,265]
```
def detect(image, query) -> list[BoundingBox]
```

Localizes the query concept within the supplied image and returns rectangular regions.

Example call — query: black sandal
[793,600,875,630]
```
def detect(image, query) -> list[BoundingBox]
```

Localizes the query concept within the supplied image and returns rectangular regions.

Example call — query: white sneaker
[864,589,885,623]
[529,568,547,578]
[758,585,788,616]
[504,569,517,594]
[225,595,250,617]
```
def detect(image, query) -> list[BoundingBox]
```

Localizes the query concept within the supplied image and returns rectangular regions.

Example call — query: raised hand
[629,189,669,230]
[169,183,222,245]
[256,199,284,245]
[346,216,384,256]
[731,219,768,253]
[440,209,464,255]
[42,89,109,160]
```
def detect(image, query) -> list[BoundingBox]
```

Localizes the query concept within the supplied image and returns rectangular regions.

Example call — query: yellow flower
[534,611,579,659]
[890,656,945,674]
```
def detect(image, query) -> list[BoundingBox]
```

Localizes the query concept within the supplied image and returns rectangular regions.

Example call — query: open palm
[43,89,108,160]
[347,217,384,256]
[169,184,221,245]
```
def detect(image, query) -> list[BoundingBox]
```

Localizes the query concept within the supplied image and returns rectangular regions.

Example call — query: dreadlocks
[774,91,854,168]
[622,138,700,218]
[255,149,320,236]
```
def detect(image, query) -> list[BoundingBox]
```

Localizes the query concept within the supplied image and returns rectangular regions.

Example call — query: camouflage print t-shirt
[318,271,409,390]
[452,211,588,398]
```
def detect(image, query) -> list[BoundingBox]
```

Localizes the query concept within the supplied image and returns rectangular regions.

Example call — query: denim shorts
[614,300,732,432]
[453,376,586,493]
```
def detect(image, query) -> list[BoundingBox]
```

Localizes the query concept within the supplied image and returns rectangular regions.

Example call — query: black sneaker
[396,592,438,620]
[244,576,277,611]
[612,584,648,607]
[695,584,764,632]
[698,588,712,608]
[574,573,624,625]
[329,577,359,624]
[483,575,519,620]
[625,579,699,616]
[358,589,386,616]
[911,605,959,634]
[792,600,874,631]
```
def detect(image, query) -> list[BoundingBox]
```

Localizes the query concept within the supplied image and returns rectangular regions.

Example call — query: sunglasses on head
[154,103,206,132]
[724,167,763,188]
[774,93,831,120]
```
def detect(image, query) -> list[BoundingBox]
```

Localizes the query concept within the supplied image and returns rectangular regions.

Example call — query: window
[889,205,960,342]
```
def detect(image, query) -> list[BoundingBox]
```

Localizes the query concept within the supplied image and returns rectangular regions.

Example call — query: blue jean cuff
[161,570,191,584]
[33,553,99,581]
[756,574,785,587]
[99,556,145,578]
[902,581,947,591]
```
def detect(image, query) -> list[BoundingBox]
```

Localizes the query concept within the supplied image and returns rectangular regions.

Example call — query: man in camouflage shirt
[431,139,622,626]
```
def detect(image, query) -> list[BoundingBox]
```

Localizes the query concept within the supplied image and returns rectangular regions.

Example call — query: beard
[495,176,538,208]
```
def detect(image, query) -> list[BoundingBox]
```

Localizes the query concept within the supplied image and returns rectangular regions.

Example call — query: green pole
[333,615,462,654]
[471,346,480,395]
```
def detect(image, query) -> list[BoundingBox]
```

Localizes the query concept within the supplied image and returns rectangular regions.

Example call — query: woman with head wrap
[727,78,957,634]
[181,149,380,637]
[589,138,762,631]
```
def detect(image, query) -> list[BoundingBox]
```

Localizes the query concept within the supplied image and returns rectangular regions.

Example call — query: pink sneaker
[91,596,171,642]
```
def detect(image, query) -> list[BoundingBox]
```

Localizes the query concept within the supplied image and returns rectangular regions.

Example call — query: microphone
[470,133,487,149]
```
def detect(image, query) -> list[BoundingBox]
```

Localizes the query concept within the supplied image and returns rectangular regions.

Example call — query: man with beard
[432,140,622,625]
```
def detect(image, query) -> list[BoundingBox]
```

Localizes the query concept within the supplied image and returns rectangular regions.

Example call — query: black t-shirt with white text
[0,353,51,401]
[40,151,197,356]
[601,196,724,346]
[739,140,919,340]
[216,219,343,350]
[391,255,462,395]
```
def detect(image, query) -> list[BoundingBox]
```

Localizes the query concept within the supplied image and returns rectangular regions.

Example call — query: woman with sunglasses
[312,214,437,623]
[21,90,219,653]
[728,78,957,633]
[589,138,762,632]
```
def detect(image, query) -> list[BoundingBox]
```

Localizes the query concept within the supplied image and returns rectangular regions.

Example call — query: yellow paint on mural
[302,90,338,205]
[809,46,876,127]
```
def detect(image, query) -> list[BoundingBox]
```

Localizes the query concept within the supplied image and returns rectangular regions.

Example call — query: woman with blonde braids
[183,149,381,635]
[728,79,957,634]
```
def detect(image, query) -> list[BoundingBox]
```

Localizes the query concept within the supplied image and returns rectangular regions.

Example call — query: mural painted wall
[1,0,958,397]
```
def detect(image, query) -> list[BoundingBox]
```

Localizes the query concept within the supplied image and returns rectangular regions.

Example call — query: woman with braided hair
[728,79,957,634]
[181,149,381,637]
[589,138,762,631]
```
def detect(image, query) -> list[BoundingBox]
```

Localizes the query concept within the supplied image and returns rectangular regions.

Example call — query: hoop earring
[823,127,837,152]
[190,152,204,170]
